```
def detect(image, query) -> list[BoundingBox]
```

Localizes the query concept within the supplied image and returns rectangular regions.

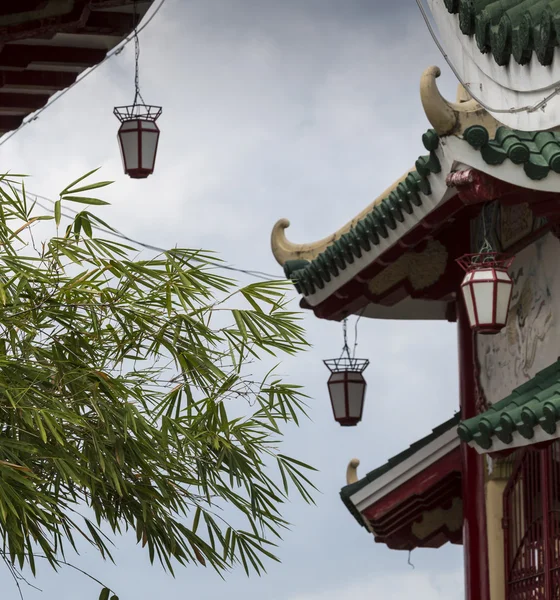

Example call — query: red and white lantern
[114,105,162,179]
[456,253,515,335]
[324,357,369,426]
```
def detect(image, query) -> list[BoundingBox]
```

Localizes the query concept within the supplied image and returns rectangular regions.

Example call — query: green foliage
[0,172,315,589]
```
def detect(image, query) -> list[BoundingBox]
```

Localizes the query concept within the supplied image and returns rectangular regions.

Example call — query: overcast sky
[1,1,465,598]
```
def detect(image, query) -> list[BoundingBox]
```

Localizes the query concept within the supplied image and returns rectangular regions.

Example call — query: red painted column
[457,297,490,600]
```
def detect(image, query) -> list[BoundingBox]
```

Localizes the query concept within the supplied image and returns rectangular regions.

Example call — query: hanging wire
[352,307,366,360]
[132,0,146,107]
[339,318,351,360]
[479,204,495,260]
[0,181,281,282]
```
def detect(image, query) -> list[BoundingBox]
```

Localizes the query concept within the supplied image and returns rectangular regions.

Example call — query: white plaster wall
[477,233,560,405]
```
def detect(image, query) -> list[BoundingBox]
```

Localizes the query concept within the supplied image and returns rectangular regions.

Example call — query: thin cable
[132,0,147,107]
[415,0,560,115]
[0,0,167,149]
[351,308,365,360]
[5,183,281,282]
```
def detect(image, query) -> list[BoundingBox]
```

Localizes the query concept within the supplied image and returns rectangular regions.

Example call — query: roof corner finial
[420,66,458,136]
[271,218,293,266]
[346,458,360,485]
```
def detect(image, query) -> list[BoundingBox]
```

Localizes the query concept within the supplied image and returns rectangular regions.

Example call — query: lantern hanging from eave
[324,356,369,426]
[456,252,515,335]
[113,3,162,180]
[114,104,162,179]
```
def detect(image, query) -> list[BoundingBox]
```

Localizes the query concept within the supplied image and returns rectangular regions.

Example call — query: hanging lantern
[324,356,369,426]
[113,3,162,179]
[114,104,162,179]
[456,252,515,335]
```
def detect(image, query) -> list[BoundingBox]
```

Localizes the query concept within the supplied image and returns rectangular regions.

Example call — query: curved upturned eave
[300,138,560,307]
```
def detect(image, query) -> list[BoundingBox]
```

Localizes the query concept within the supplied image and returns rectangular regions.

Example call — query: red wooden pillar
[458,297,490,600]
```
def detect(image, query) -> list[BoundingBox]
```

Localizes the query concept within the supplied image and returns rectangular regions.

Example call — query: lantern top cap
[324,357,369,373]
[456,252,514,272]
[114,104,162,123]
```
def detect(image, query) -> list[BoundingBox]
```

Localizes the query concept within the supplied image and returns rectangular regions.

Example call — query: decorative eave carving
[420,66,500,137]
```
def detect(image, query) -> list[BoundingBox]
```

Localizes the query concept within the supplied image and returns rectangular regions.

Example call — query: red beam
[458,296,490,600]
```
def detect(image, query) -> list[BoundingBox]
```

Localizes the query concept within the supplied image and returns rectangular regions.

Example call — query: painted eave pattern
[458,359,560,452]
[442,0,560,67]
[340,413,460,527]
[285,125,560,303]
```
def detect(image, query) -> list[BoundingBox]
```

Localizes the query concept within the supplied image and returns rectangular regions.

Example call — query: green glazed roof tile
[283,130,441,297]
[340,413,460,526]
[444,0,560,66]
[464,125,560,180]
[284,125,560,298]
[458,359,560,450]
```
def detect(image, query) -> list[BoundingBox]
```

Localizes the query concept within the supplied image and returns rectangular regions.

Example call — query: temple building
[270,2,560,600]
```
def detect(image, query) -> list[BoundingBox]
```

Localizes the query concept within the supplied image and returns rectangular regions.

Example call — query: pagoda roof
[271,67,560,321]
[281,124,560,299]
[340,413,462,550]
[0,1,155,137]
[458,359,560,453]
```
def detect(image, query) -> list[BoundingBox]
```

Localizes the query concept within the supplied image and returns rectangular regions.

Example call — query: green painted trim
[458,359,560,450]
[284,129,441,297]
[444,0,560,66]
[340,413,460,527]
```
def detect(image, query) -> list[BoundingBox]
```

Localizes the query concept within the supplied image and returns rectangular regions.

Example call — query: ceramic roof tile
[285,124,560,298]
[443,0,560,66]
[284,130,441,296]
[458,359,560,450]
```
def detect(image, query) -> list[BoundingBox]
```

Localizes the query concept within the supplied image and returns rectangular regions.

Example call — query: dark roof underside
[0,0,154,137]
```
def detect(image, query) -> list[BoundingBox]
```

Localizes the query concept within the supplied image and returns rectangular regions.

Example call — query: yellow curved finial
[346,458,360,485]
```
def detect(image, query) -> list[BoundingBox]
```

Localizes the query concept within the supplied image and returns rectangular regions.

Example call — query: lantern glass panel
[495,279,513,324]
[461,282,476,327]
[328,373,346,420]
[472,280,495,324]
[140,124,159,170]
[119,129,139,171]
[347,379,366,418]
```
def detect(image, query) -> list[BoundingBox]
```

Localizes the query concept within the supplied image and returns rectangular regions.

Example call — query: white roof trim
[428,0,560,131]
[302,137,560,307]
[350,426,460,514]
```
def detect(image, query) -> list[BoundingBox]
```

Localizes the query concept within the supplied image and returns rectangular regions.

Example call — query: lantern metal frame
[324,355,369,427]
[456,252,515,335]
